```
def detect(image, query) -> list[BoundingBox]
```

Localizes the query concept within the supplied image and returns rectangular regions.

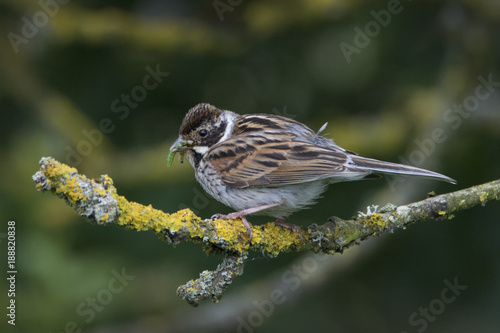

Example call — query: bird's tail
[351,156,456,184]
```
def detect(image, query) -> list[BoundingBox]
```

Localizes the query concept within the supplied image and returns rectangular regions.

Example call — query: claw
[275,218,303,240]
[212,213,253,242]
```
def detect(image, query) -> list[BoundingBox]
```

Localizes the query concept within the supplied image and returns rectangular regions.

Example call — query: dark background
[1,0,499,332]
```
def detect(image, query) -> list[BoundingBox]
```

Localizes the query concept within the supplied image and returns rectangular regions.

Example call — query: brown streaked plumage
[169,103,456,240]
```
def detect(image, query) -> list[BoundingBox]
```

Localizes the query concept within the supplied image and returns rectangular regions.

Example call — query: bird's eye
[199,129,208,138]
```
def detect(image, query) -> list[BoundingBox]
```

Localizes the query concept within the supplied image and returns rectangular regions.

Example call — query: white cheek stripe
[217,111,237,144]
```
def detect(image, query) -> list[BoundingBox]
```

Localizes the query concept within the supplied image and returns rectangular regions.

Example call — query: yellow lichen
[209,218,256,253]
[109,192,168,232]
[189,223,206,239]
[480,191,488,203]
[259,222,302,255]
[101,174,114,186]
[62,177,83,203]
[169,209,191,232]
[94,186,107,198]
[366,213,386,231]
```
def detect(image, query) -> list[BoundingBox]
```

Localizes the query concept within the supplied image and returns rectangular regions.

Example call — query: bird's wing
[207,134,370,188]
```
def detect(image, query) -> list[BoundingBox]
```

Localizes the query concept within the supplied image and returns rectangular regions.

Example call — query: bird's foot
[275,218,302,239]
[211,203,283,243]
[211,213,253,241]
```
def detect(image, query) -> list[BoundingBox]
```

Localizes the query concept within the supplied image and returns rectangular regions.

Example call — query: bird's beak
[170,136,189,152]
[168,137,192,167]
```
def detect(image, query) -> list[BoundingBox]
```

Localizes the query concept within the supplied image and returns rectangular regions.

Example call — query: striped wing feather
[208,139,367,188]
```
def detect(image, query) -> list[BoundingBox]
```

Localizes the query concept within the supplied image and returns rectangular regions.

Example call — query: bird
[169,103,456,240]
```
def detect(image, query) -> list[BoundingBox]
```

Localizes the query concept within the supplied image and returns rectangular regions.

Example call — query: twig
[32,157,500,306]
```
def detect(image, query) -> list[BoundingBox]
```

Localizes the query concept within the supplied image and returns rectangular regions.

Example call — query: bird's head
[169,103,233,168]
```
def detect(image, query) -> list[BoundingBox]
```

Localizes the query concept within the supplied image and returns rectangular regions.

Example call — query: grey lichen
[33,157,119,224]
[177,255,245,306]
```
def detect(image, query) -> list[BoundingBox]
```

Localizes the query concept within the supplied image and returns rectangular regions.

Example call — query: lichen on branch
[33,157,500,306]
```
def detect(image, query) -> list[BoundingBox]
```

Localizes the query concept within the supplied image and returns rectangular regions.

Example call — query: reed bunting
[169,103,456,240]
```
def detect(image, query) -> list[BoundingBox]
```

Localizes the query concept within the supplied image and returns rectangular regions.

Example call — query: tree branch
[32,157,500,306]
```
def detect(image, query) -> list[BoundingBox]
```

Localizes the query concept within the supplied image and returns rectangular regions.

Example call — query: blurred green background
[1,0,499,332]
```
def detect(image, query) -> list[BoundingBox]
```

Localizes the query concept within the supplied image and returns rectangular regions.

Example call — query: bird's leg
[212,202,281,241]
[274,216,302,238]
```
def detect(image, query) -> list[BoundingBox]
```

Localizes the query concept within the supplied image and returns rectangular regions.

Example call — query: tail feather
[350,156,457,184]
